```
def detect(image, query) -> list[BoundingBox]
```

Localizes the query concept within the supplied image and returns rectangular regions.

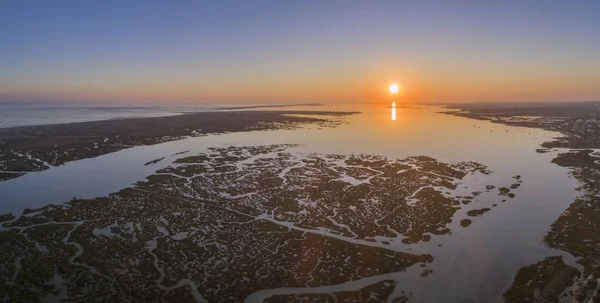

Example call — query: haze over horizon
[2,0,599,104]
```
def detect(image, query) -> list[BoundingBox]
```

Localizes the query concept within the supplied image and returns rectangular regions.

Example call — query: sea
[0,101,258,128]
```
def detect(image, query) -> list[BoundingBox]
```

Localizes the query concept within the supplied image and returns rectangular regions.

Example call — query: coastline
[0,110,359,182]
[443,104,600,302]
[215,103,322,110]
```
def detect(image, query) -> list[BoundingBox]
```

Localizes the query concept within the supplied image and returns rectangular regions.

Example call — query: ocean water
[0,103,579,302]
[0,102,249,128]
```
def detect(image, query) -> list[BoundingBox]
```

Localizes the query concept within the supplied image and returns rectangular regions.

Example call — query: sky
[1,0,599,104]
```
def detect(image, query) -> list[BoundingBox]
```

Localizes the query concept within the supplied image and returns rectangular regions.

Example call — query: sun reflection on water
[391,102,397,121]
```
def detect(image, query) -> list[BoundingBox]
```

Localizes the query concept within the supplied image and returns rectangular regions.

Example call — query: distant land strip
[215,103,322,110]
[0,110,358,182]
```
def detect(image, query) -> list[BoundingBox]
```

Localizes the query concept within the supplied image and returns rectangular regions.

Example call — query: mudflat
[0,110,357,181]
[1,144,521,301]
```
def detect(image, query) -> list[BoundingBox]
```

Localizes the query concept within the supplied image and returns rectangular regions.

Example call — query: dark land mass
[460,219,472,227]
[0,110,357,182]
[3,145,502,301]
[446,102,600,302]
[0,144,525,301]
[263,280,401,302]
[466,208,490,217]
[216,103,322,110]
[503,256,580,303]
[446,101,600,112]
[445,101,600,149]
[144,157,165,166]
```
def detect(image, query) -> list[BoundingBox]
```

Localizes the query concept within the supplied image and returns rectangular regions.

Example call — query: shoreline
[443,104,600,302]
[0,103,326,130]
[0,110,359,182]
[215,103,322,110]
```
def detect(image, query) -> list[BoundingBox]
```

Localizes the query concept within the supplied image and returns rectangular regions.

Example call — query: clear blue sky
[1,0,599,103]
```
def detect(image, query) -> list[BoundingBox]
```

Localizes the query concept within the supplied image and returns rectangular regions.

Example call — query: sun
[389,84,399,94]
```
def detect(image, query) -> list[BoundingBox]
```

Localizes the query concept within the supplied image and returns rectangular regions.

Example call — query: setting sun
[389,84,399,94]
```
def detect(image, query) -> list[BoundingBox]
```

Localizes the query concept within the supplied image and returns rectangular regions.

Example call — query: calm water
[0,102,265,128]
[0,104,579,302]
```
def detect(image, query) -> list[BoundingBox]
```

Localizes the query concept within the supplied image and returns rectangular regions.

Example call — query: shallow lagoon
[0,104,579,302]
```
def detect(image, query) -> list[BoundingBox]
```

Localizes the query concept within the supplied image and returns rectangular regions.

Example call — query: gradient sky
[1,0,599,104]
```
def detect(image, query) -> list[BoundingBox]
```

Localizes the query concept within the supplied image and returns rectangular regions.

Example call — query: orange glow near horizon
[3,68,600,104]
